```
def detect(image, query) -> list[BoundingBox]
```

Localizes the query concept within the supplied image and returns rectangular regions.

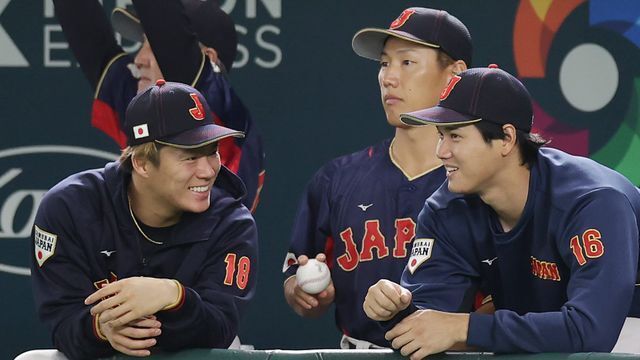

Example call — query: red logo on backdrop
[439,75,462,101]
[189,93,206,120]
[390,9,415,29]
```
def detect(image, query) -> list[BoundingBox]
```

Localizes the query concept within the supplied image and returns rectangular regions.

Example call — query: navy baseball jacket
[284,139,446,346]
[402,147,640,352]
[53,0,265,211]
[31,162,258,359]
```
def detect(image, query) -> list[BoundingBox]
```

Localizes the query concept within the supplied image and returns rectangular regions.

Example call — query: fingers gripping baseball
[296,256,331,294]
[284,254,335,316]
[86,277,180,327]
[291,280,335,309]
[363,279,412,321]
[295,254,333,302]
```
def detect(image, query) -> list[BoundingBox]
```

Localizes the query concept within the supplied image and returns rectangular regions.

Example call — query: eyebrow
[380,48,420,57]
[437,124,466,131]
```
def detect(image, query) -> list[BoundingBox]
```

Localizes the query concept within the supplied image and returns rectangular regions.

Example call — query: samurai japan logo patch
[34,225,58,267]
[408,238,434,274]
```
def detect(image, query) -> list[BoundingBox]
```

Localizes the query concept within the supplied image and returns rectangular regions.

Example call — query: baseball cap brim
[400,106,482,127]
[111,7,144,43]
[155,124,245,149]
[352,28,440,61]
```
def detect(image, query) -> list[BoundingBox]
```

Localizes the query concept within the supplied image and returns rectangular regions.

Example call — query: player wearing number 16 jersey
[282,8,473,348]
[364,66,640,356]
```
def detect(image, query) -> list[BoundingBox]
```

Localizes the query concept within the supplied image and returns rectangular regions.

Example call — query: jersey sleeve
[30,190,113,359]
[282,163,335,279]
[467,188,639,352]
[133,0,204,85]
[53,0,134,148]
[53,0,123,89]
[401,203,480,312]
[155,205,258,349]
[196,69,266,212]
[91,55,137,148]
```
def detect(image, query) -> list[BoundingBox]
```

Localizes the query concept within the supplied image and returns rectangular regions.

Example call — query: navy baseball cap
[352,7,472,66]
[400,66,534,132]
[124,79,244,148]
[111,0,238,73]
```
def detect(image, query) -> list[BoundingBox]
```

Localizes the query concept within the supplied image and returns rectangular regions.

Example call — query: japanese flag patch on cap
[407,238,434,274]
[133,124,149,139]
[124,80,244,148]
[34,225,57,267]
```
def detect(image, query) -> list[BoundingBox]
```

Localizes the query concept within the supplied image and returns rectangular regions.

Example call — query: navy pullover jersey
[31,163,258,360]
[402,148,640,353]
[283,138,446,346]
[54,0,265,211]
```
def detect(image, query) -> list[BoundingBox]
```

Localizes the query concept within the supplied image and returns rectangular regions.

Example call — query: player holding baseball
[31,81,258,359]
[282,8,472,348]
[53,0,265,211]
[364,66,640,357]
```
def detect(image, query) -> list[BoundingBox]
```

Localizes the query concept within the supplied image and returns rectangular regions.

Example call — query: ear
[451,60,468,76]
[445,60,468,84]
[131,153,151,178]
[500,124,518,156]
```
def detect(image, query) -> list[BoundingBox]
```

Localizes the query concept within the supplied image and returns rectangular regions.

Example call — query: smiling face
[142,143,221,217]
[378,37,454,128]
[436,124,505,195]
[134,37,165,93]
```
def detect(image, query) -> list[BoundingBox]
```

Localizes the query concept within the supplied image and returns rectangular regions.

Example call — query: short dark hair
[473,121,548,168]
[436,49,456,70]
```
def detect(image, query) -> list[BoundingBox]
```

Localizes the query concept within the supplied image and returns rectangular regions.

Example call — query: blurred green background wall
[1,0,639,357]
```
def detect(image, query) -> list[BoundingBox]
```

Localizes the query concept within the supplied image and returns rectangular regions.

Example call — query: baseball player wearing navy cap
[31,81,258,359]
[53,0,265,212]
[282,8,473,348]
[364,66,640,356]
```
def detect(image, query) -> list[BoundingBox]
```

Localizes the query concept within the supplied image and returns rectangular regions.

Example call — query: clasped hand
[363,279,412,321]
[85,277,180,357]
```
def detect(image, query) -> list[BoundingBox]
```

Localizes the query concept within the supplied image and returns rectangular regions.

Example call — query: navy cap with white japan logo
[352,7,472,66]
[400,65,534,132]
[124,79,244,148]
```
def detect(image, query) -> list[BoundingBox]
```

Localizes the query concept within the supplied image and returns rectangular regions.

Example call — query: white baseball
[296,259,331,294]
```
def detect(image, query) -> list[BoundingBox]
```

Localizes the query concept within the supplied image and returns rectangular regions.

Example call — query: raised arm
[53,0,123,89]
[133,0,204,85]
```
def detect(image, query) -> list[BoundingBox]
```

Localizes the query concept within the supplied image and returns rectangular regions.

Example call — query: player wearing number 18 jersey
[282,8,472,348]
[31,82,257,359]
